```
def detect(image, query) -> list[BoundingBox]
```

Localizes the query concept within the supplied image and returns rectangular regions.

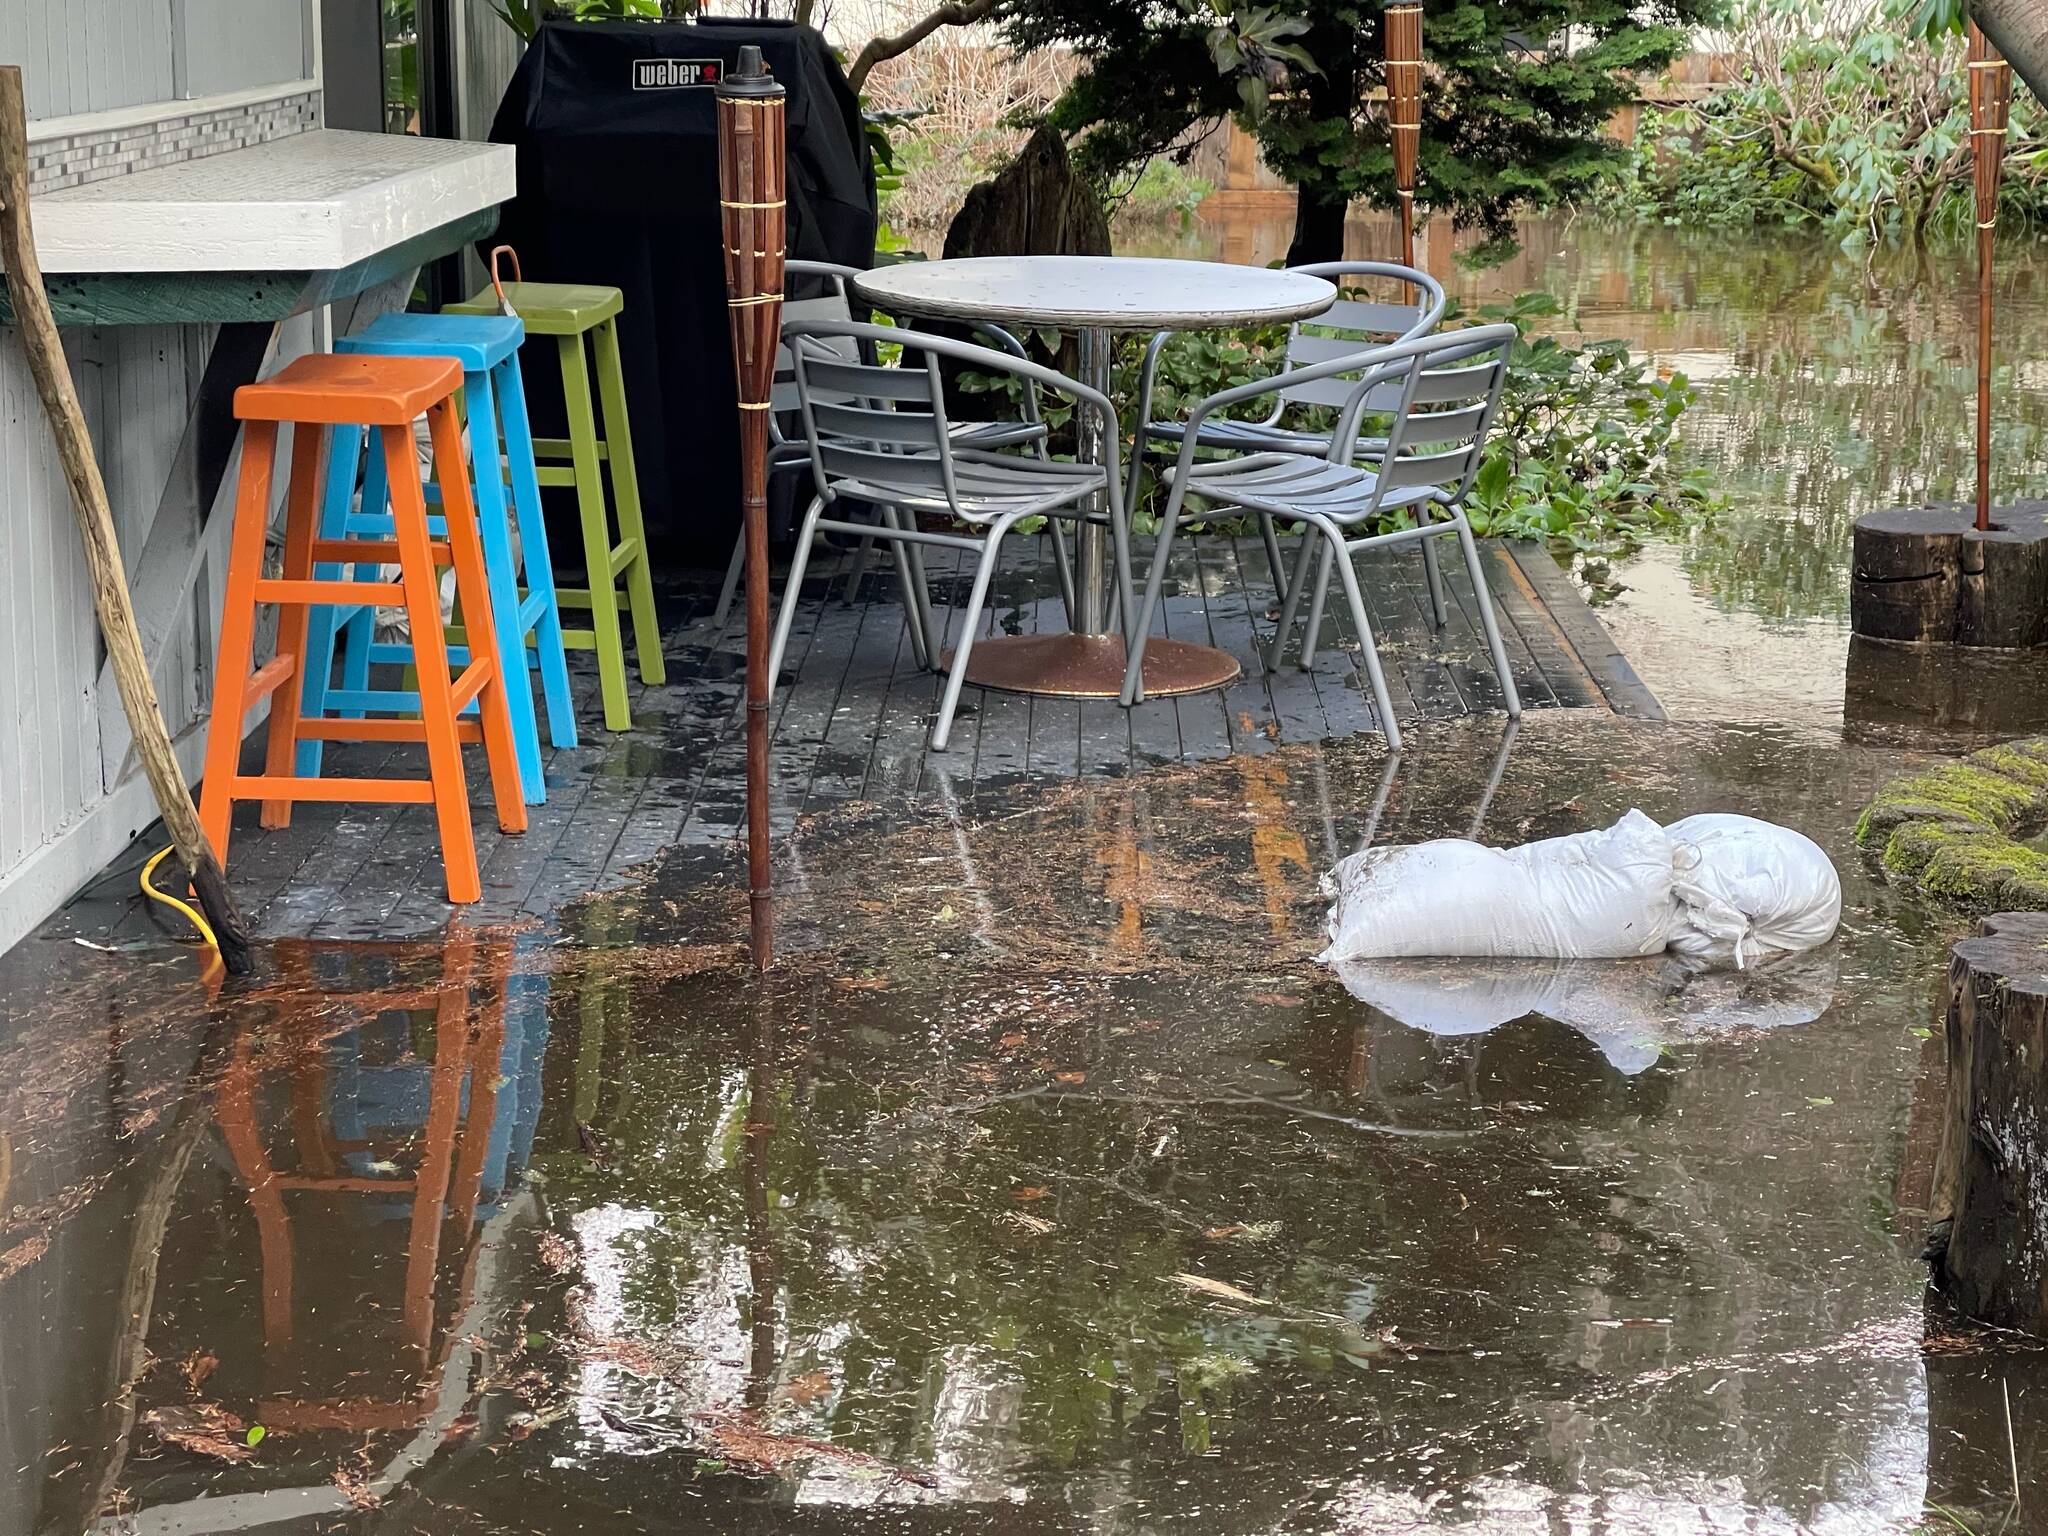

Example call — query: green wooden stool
[445,281,664,729]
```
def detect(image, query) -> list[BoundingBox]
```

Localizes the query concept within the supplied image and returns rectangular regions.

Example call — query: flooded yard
[7,212,2048,1534]
[5,715,2042,1534]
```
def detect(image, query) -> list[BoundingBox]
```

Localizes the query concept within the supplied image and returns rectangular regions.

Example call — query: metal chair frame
[1122,324,1523,753]
[711,259,1046,627]
[776,317,1135,751]
[1126,260,1446,497]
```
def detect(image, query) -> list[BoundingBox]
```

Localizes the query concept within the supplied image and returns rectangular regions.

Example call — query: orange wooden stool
[198,354,528,904]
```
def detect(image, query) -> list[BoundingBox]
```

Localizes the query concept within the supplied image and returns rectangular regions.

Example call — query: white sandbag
[1318,809,1684,963]
[1318,809,1843,968]
[1664,813,1841,967]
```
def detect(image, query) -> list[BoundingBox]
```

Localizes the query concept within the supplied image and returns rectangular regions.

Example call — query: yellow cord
[140,845,223,969]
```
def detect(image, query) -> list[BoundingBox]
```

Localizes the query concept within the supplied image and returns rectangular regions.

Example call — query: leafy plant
[957,288,1716,556]
[491,0,667,42]
[1594,0,2046,244]
[1461,291,1718,555]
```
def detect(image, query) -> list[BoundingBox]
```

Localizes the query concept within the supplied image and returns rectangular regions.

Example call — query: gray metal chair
[777,318,1135,752]
[711,260,1046,627]
[1121,325,1523,753]
[1125,260,1446,508]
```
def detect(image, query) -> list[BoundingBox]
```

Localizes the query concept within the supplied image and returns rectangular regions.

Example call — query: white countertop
[15,130,515,275]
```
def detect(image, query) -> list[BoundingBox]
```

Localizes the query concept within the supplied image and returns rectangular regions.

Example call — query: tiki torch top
[718,43,784,101]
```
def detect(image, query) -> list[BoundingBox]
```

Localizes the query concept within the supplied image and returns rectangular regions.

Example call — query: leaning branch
[846,0,998,96]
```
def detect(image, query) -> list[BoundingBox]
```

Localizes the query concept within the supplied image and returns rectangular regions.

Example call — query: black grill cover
[485,18,875,568]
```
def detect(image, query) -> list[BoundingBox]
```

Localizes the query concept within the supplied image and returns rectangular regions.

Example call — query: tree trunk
[1926,911,2048,1336]
[1286,181,1349,267]
[1970,0,2048,104]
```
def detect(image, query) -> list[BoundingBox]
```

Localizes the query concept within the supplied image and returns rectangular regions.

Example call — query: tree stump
[1851,501,2048,646]
[1927,911,2048,1334]
[938,123,1109,402]
[942,122,1111,263]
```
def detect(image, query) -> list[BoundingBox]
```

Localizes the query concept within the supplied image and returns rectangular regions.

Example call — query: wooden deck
[35,534,1658,948]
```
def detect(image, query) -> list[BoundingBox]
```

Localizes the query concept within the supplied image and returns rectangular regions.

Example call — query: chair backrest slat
[1377,445,1484,491]
[803,356,933,404]
[1396,402,1490,446]
[1287,333,1376,366]
[808,397,945,448]
[1280,375,1370,410]
[1411,360,1499,406]
[1319,297,1427,334]
[819,441,951,489]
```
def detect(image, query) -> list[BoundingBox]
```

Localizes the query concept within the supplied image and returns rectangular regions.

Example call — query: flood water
[6,716,2044,1534]
[1123,206,2048,730]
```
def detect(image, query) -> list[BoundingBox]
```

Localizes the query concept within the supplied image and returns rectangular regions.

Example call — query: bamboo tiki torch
[718,46,787,972]
[1970,22,2012,533]
[1385,2,1423,268]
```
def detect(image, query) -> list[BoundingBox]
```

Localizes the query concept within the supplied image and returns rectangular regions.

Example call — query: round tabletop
[850,255,1335,334]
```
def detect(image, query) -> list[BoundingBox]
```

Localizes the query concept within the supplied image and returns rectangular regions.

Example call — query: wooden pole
[1970,23,2012,533]
[1385,2,1423,269]
[0,66,251,974]
[717,47,787,973]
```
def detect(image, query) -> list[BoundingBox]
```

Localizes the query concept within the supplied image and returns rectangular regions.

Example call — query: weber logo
[632,57,722,90]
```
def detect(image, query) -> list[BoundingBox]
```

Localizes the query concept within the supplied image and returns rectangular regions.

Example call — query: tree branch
[847,0,998,96]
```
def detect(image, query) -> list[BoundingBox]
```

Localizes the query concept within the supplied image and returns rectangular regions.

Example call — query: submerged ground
[9,216,2048,1533]
[4,714,2043,1534]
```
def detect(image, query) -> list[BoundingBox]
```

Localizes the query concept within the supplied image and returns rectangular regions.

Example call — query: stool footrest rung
[231,773,437,805]
[450,658,493,712]
[253,578,407,605]
[532,436,608,463]
[294,716,484,744]
[309,538,451,565]
[606,538,638,578]
[241,653,297,706]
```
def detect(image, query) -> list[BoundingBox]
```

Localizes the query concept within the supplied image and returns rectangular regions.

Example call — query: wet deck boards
[37,535,1658,947]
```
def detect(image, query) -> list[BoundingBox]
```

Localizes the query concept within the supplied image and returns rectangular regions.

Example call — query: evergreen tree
[998,0,1719,262]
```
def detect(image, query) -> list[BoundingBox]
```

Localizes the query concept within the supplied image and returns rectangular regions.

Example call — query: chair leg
[1120,493,1187,707]
[887,506,940,672]
[1264,526,1321,675]
[296,423,364,777]
[260,423,325,830]
[387,427,485,904]
[713,526,746,630]
[462,369,546,806]
[498,350,578,751]
[1300,538,1334,670]
[1311,516,1403,752]
[1421,534,1448,629]
[1046,518,1077,629]
[876,505,935,671]
[1258,514,1287,608]
[767,496,826,687]
[840,535,875,607]
[1451,515,1523,717]
[1106,507,1139,651]
[560,332,633,731]
[198,421,282,869]
[593,317,666,687]
[428,400,529,837]
[931,518,1017,752]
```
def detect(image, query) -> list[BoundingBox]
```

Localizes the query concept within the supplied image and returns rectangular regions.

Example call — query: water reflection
[1331,949,1840,1076]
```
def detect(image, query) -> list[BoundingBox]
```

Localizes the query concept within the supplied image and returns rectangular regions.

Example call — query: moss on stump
[1857,738,2048,906]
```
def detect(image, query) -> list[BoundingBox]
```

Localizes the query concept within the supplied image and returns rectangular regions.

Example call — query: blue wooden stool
[297,313,576,805]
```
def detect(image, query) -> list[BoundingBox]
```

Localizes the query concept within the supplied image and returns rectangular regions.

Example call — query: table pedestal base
[945,634,1240,700]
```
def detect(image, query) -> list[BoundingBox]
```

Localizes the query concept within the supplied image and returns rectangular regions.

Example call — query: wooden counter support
[1927,911,2048,1335]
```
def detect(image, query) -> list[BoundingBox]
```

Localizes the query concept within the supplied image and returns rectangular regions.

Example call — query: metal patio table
[850,256,1336,699]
